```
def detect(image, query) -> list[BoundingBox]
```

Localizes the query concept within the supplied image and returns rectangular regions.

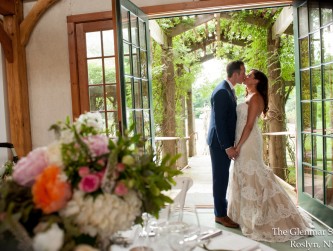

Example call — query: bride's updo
[252,69,269,116]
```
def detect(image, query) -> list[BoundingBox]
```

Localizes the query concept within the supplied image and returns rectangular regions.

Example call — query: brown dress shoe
[215,216,239,228]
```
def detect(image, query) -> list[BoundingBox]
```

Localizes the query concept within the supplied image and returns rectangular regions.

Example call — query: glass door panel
[295,0,333,227]
[112,0,154,150]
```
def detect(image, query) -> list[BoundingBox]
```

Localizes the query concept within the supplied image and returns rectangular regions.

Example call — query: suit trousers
[209,144,231,217]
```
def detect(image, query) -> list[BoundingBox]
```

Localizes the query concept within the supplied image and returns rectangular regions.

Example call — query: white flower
[60,189,142,238]
[46,141,63,167]
[32,224,64,251]
[59,129,74,144]
[75,112,104,133]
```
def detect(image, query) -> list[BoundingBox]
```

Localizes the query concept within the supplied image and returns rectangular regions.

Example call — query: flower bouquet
[0,113,181,251]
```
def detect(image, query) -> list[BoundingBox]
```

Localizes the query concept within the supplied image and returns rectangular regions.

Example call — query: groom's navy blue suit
[207,80,237,217]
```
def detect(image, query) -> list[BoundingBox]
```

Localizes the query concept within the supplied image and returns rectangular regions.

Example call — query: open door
[112,0,154,151]
[294,0,333,227]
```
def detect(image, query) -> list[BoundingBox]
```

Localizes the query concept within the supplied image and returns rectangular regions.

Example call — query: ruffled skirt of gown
[227,103,313,242]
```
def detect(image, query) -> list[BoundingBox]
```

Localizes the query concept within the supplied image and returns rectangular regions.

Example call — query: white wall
[24,0,111,148]
[24,0,187,148]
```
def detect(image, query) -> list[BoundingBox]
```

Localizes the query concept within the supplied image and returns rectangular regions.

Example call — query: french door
[294,0,333,227]
[112,0,154,150]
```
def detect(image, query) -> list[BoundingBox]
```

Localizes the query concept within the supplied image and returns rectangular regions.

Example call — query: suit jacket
[207,80,237,149]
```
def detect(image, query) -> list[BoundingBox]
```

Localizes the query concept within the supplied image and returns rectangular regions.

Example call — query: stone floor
[181,155,333,251]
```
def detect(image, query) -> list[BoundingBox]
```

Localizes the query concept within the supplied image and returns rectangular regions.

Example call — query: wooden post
[4,0,32,157]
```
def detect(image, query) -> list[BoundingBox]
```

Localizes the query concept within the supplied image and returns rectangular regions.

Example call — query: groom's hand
[226,147,238,160]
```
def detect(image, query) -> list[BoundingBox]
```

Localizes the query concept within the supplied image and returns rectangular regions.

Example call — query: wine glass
[166,204,201,251]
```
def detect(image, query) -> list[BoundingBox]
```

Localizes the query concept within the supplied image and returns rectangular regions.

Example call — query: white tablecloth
[111,225,276,251]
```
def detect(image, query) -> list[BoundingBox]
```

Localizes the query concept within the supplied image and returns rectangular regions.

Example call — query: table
[111,225,276,251]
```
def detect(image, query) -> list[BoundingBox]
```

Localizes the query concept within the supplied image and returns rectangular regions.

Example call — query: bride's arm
[235,95,262,153]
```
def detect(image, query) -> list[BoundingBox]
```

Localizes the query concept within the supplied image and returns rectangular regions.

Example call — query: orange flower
[32,165,71,214]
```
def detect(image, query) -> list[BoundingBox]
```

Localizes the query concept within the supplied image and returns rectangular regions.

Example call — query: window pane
[106,111,118,137]
[302,102,311,132]
[89,85,104,111]
[103,30,114,56]
[321,2,333,26]
[143,110,151,138]
[312,102,323,134]
[314,169,324,202]
[325,173,333,207]
[125,77,133,109]
[105,84,117,110]
[313,135,323,168]
[311,67,322,100]
[134,79,142,108]
[88,59,103,85]
[299,4,308,37]
[301,70,310,100]
[300,37,309,69]
[140,50,148,79]
[131,14,139,46]
[302,134,312,164]
[142,80,149,109]
[309,1,320,32]
[121,7,129,42]
[139,19,147,50]
[104,58,116,84]
[135,110,144,135]
[325,101,333,135]
[322,25,333,63]
[132,47,140,78]
[86,32,101,58]
[326,137,333,171]
[303,165,312,196]
[310,31,321,66]
[123,43,131,76]
[324,64,333,99]
[126,110,134,134]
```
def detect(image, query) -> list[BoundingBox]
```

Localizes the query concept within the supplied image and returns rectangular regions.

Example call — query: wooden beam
[0,0,15,15]
[141,0,292,18]
[170,14,215,37]
[0,22,13,62]
[4,1,32,157]
[272,6,293,38]
[20,0,61,46]
[149,20,167,45]
[188,32,246,52]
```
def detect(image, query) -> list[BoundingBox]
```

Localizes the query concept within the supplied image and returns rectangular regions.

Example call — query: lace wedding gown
[227,102,313,242]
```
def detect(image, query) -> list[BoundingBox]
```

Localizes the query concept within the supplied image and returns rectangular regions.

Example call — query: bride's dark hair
[252,69,269,116]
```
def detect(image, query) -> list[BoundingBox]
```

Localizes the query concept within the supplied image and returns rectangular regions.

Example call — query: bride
[227,69,313,242]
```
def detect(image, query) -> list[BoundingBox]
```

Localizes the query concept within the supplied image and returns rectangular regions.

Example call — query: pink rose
[78,166,90,177]
[13,147,49,186]
[78,174,100,193]
[116,163,126,172]
[114,181,128,196]
[83,135,109,157]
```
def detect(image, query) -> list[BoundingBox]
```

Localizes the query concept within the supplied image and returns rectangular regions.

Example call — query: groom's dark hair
[226,60,244,78]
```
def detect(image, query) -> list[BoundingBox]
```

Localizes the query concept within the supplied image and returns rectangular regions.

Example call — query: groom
[207,60,245,228]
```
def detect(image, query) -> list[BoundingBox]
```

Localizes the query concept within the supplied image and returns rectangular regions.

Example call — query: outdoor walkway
[182,155,333,251]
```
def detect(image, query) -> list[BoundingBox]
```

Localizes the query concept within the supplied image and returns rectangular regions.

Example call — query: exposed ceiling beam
[141,0,292,18]
[0,0,15,15]
[272,6,293,38]
[170,14,215,37]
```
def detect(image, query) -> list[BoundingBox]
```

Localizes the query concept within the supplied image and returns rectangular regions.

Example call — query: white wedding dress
[227,102,313,242]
